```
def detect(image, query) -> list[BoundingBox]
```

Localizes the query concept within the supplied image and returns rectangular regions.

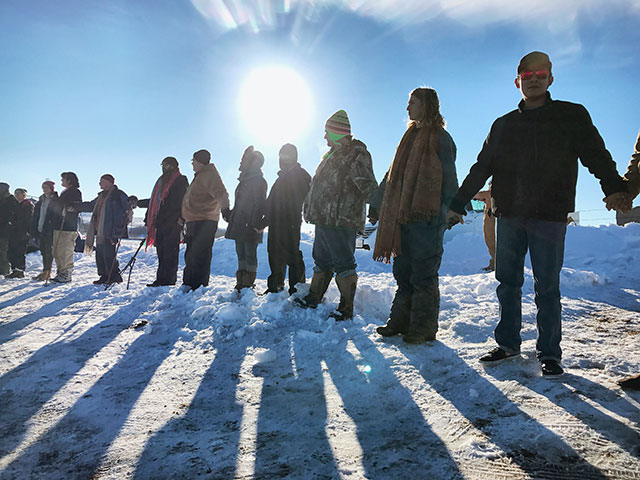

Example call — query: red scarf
[146,169,181,248]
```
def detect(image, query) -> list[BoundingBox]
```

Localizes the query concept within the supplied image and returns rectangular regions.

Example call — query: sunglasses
[520,70,549,81]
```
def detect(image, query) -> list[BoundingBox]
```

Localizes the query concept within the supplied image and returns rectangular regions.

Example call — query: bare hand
[604,192,632,213]
[445,209,464,229]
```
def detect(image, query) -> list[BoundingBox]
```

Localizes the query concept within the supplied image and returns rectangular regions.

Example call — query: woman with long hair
[371,87,459,343]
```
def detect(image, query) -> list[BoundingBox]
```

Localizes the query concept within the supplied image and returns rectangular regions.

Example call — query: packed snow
[1,216,639,479]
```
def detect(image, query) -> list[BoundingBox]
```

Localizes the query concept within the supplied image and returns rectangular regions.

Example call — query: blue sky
[1,0,639,225]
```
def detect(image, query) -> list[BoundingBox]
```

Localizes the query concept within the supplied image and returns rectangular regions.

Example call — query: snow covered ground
[1,220,639,479]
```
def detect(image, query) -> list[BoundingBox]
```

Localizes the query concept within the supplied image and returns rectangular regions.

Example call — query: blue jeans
[312,225,356,277]
[494,217,566,361]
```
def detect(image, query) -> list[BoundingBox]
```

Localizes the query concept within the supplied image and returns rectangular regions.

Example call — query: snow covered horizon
[1,221,639,479]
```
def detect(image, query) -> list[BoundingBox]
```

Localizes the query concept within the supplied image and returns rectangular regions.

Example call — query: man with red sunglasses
[446,51,628,377]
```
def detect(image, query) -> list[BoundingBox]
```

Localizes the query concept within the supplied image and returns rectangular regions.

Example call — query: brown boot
[243,271,256,289]
[234,270,244,291]
[294,270,333,308]
[329,274,357,321]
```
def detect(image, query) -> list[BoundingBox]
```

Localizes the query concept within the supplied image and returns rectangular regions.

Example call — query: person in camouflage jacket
[296,110,377,320]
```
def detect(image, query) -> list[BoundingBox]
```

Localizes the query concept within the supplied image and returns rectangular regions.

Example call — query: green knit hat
[325,110,351,136]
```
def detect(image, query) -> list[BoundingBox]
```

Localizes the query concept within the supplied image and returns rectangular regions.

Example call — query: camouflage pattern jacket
[304,138,377,231]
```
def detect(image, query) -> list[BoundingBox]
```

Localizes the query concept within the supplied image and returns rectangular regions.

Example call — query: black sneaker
[93,277,108,285]
[541,360,564,377]
[479,347,520,364]
[376,325,402,337]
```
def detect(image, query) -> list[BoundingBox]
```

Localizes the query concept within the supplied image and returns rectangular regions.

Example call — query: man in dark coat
[74,174,130,285]
[446,51,627,377]
[137,157,189,287]
[7,188,34,278]
[222,146,268,290]
[50,172,82,283]
[0,182,18,276]
[260,143,311,295]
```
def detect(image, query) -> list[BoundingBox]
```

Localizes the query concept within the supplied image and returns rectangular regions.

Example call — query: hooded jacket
[225,165,268,243]
[450,93,625,222]
[304,138,377,231]
[261,163,311,229]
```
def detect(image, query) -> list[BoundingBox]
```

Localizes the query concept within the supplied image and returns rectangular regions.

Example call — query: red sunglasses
[520,70,549,81]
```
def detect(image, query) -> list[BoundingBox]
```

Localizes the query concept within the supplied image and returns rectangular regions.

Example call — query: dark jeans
[39,230,54,271]
[495,217,566,361]
[235,240,258,272]
[183,220,217,289]
[8,233,29,271]
[390,217,445,337]
[96,241,122,282]
[155,225,181,285]
[267,223,305,294]
[312,225,356,277]
[0,237,9,275]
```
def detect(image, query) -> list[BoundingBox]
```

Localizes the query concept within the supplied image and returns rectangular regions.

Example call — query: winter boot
[329,274,357,321]
[7,269,25,278]
[51,270,72,283]
[294,270,333,309]
[618,373,640,391]
[377,289,412,337]
[403,282,439,343]
[234,270,245,291]
[243,271,256,290]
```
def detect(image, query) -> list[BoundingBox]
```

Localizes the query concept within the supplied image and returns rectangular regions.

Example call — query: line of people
[1,50,639,380]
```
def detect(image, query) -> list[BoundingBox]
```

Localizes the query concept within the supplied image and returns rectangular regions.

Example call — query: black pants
[39,230,54,271]
[8,233,29,271]
[183,220,217,289]
[267,223,305,294]
[96,242,122,282]
[155,225,181,285]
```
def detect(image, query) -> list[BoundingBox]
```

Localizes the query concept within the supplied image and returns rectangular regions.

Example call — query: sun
[238,66,313,146]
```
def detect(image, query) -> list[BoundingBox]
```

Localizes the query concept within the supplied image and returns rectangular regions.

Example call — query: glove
[368,206,379,226]
[221,208,231,222]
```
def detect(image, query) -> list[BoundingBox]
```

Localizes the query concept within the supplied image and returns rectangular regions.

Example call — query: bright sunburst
[238,66,313,146]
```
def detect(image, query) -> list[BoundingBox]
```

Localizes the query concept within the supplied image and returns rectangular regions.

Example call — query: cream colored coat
[181,164,230,222]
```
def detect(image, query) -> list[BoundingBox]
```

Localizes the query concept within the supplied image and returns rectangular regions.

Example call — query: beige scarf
[373,124,442,263]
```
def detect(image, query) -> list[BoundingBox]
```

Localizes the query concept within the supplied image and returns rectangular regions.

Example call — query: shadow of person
[133,336,248,479]
[268,322,464,479]
[2,298,194,479]
[0,281,34,300]
[399,341,610,479]
[0,292,155,468]
[0,285,94,346]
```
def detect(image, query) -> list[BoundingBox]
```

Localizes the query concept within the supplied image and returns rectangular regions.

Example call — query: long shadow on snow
[253,324,463,479]
[2,301,191,479]
[0,293,152,461]
[0,286,94,346]
[0,281,33,301]
[133,339,247,478]
[401,342,610,479]
[489,369,640,459]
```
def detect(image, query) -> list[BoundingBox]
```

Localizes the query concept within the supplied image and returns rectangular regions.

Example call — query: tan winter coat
[182,164,230,222]
[623,129,640,198]
[304,138,377,231]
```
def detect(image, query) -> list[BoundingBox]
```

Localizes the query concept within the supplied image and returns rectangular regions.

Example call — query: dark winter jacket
[77,186,130,242]
[11,199,34,239]
[450,93,626,222]
[138,173,189,230]
[0,193,18,239]
[304,138,378,231]
[225,169,268,243]
[260,163,311,229]
[31,192,59,238]
[51,187,82,231]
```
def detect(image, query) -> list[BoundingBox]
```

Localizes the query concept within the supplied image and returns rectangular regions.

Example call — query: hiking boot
[479,347,520,364]
[294,270,333,309]
[402,332,436,344]
[376,324,403,337]
[7,269,25,278]
[541,359,564,377]
[51,271,72,283]
[93,277,108,285]
[328,274,357,321]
